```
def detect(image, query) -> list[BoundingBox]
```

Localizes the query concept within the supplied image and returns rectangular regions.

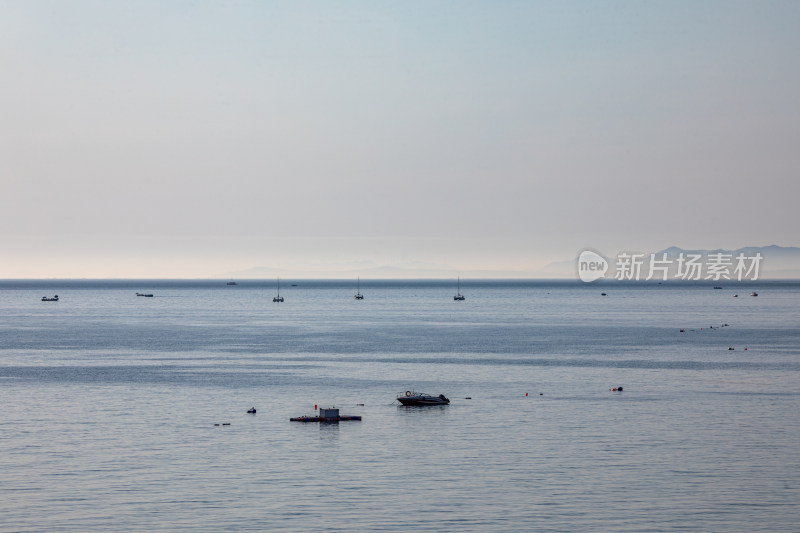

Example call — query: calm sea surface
[1,279,798,532]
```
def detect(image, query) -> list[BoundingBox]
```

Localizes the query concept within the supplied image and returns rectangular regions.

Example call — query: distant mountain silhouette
[217,245,800,279]
[218,263,532,279]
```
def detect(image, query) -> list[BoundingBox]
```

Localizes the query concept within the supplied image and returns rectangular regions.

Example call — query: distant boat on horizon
[354,277,364,300]
[226,281,238,286]
[41,295,59,302]
[273,277,284,302]
[454,277,465,301]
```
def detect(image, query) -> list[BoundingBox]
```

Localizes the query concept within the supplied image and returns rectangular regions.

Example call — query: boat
[273,277,284,302]
[751,292,758,297]
[354,277,364,300]
[454,277,465,301]
[713,286,722,289]
[136,293,154,297]
[397,390,450,406]
[41,295,59,302]
[226,281,238,286]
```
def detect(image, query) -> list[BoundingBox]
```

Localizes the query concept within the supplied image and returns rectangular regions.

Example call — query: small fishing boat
[454,277,465,301]
[273,277,284,302]
[398,391,450,406]
[226,281,238,286]
[751,292,758,297]
[136,293,154,297]
[41,295,59,302]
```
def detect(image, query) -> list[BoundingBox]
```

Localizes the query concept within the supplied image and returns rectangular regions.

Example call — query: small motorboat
[41,295,59,302]
[247,407,256,414]
[750,292,758,297]
[397,391,450,406]
[226,281,238,286]
[136,293,154,297]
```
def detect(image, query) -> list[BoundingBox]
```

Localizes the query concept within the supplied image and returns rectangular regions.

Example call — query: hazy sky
[2,1,798,277]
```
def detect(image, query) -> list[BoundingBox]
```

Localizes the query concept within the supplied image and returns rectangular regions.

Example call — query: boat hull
[397,397,450,406]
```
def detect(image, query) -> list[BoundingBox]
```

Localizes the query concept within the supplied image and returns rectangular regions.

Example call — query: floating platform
[290,407,361,423]
[290,415,362,422]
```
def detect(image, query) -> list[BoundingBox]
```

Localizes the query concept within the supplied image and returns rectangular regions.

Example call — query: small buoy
[680,329,685,332]
[745,347,748,350]
[611,388,617,391]
[525,392,528,396]
[314,404,317,410]
[539,393,543,395]
[617,386,623,392]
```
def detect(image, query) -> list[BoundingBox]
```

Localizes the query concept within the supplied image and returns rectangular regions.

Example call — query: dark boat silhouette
[398,391,450,406]
[454,277,465,301]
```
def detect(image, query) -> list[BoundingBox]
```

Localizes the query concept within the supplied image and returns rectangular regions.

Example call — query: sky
[1,1,798,277]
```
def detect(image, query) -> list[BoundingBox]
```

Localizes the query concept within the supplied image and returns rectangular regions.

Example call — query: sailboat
[354,277,364,300]
[454,277,465,301]
[273,277,284,302]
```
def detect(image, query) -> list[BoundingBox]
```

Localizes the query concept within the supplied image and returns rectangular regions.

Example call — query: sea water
[1,279,798,532]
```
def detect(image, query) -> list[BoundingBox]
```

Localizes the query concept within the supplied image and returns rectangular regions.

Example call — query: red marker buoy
[525,393,528,396]
[314,404,317,410]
